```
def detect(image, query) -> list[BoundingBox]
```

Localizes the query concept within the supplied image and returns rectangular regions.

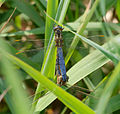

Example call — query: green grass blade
[33,0,59,108]
[9,54,95,114]
[0,41,40,69]
[39,0,47,8]
[0,0,5,7]
[33,0,70,109]
[67,29,120,64]
[116,0,120,21]
[0,79,14,113]
[0,39,32,114]
[35,92,56,111]
[65,0,100,65]
[100,0,106,16]
[58,0,70,23]
[11,0,44,27]
[96,62,120,114]
[34,35,120,111]
[105,94,120,113]
[0,39,95,114]
[0,27,45,37]
[45,0,58,47]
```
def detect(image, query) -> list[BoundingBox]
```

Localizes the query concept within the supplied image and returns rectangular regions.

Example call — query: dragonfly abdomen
[57,47,67,82]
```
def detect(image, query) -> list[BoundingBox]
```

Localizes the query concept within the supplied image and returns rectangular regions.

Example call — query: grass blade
[0,39,32,114]
[0,39,95,114]
[0,0,5,7]
[11,0,44,27]
[65,0,100,65]
[33,0,70,110]
[34,35,120,111]
[45,0,58,47]
[96,62,120,114]
[0,27,45,37]
[105,94,120,113]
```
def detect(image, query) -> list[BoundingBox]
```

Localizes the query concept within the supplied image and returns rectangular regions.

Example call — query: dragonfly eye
[58,25,64,31]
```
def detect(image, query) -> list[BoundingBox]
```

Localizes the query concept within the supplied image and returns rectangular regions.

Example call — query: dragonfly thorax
[54,25,63,47]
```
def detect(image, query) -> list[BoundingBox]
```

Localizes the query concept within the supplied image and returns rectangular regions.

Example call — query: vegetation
[0,0,120,114]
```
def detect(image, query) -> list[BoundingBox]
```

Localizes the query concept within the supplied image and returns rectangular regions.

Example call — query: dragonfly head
[53,25,64,31]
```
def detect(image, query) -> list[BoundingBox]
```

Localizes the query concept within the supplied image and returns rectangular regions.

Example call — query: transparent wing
[12,34,104,55]
[10,34,104,68]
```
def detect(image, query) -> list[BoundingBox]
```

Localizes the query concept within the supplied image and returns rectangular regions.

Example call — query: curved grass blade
[34,36,120,111]
[0,39,95,114]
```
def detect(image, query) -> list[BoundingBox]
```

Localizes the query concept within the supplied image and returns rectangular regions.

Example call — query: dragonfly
[10,25,103,111]
[13,27,104,87]
[54,25,69,86]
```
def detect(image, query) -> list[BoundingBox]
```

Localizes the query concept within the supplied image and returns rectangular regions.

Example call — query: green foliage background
[0,0,120,114]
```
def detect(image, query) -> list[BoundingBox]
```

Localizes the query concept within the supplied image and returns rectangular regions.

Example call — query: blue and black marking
[54,25,69,85]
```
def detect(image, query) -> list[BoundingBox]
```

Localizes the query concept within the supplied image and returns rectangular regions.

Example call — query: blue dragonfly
[14,26,104,86]
[13,26,102,106]
[53,25,69,86]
